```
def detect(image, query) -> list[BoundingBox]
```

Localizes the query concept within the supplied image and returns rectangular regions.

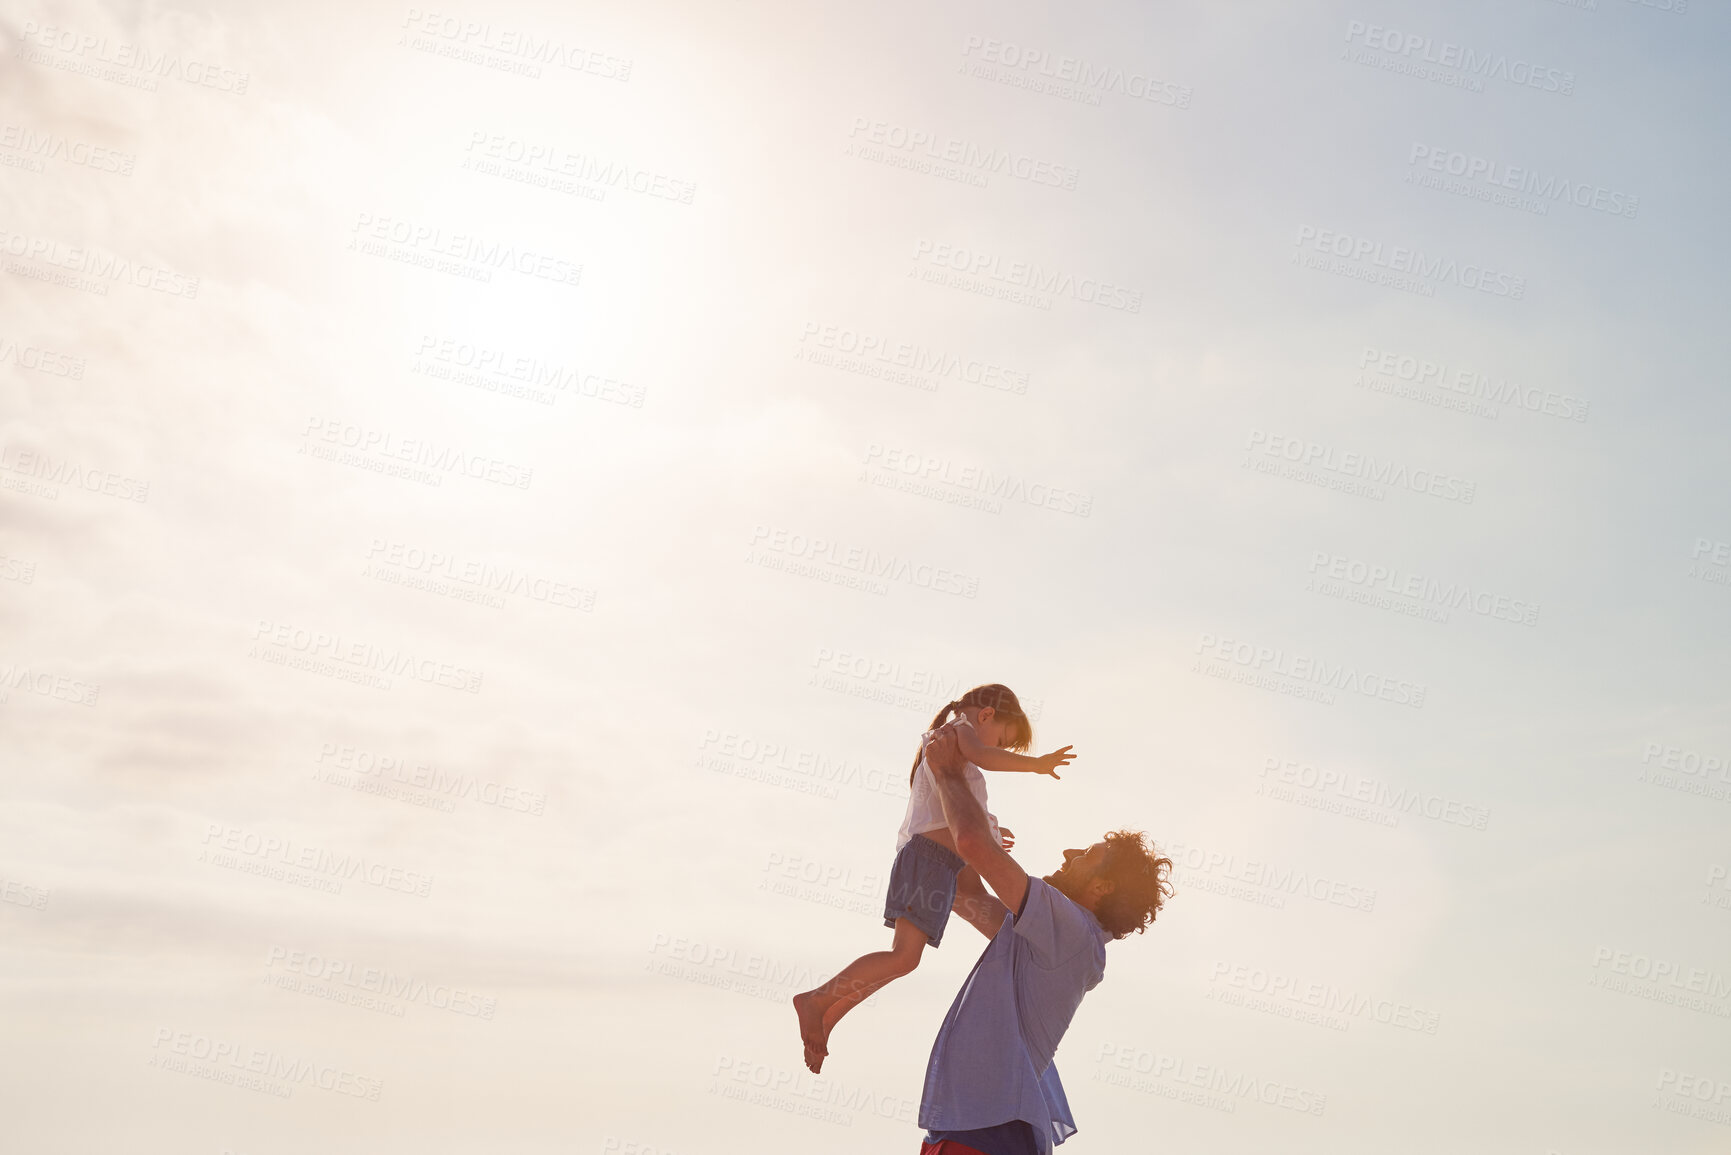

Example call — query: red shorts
[920,1143,990,1155]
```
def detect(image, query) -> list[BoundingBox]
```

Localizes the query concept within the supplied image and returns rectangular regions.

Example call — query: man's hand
[925,722,967,778]
[999,827,1016,851]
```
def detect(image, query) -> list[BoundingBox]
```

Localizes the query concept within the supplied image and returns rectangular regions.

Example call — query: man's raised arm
[925,723,1029,917]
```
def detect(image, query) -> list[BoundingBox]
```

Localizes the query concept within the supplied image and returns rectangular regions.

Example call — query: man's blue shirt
[919,877,1109,1153]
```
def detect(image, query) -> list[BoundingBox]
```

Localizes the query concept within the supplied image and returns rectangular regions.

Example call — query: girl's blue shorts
[883,833,965,947]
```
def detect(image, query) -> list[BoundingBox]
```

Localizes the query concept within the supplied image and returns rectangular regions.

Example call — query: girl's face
[974,707,1012,748]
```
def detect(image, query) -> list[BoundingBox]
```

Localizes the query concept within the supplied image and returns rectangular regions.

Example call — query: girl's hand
[999,827,1016,850]
[1037,746,1075,779]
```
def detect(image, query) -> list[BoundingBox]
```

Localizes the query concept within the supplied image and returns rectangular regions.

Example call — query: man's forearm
[930,764,995,860]
[952,877,1010,939]
[926,728,1031,914]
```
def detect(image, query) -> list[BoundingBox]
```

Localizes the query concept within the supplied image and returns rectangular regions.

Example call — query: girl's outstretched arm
[955,724,1074,778]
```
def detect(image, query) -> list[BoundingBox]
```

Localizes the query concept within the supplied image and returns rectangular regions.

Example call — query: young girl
[793,683,1074,1073]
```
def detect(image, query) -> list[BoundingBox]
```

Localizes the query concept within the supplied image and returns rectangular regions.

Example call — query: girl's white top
[897,718,1002,852]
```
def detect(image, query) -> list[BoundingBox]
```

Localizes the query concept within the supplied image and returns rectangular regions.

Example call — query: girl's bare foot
[792,991,828,1072]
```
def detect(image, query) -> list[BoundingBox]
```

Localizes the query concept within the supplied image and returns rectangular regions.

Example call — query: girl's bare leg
[793,918,928,1073]
[920,829,1007,938]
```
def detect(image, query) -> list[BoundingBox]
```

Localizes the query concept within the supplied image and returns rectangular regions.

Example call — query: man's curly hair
[1093,830,1175,941]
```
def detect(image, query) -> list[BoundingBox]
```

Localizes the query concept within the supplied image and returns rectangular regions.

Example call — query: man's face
[1045,841,1111,909]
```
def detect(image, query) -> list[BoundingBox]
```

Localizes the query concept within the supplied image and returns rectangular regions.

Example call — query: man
[915,721,1174,1155]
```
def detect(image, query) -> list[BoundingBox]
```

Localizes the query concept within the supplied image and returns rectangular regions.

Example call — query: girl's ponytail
[905,686,1030,785]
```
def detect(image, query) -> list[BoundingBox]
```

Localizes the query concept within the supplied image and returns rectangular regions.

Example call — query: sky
[2,0,1729,1152]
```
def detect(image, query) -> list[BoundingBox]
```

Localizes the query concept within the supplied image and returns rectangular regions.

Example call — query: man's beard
[1044,859,1086,905]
